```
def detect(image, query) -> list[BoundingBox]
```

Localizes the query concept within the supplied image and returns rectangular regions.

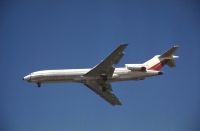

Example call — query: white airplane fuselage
[23,44,178,105]
[24,67,162,85]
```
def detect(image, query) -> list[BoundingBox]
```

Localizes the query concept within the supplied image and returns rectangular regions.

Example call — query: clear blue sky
[1,0,200,131]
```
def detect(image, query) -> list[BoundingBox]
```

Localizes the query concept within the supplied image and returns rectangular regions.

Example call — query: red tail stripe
[148,62,163,71]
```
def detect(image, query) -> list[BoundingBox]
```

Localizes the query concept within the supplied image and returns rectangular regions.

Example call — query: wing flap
[84,81,122,106]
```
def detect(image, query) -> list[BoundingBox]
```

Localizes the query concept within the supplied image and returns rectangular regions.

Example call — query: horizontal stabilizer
[159,45,179,59]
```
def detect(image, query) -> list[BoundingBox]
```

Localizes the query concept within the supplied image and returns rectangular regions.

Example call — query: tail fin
[144,45,179,71]
[159,45,179,67]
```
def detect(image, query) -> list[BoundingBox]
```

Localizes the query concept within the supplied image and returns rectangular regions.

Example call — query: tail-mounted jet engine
[125,64,146,72]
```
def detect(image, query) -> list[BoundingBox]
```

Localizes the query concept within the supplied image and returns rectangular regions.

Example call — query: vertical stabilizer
[159,45,179,68]
[144,45,179,71]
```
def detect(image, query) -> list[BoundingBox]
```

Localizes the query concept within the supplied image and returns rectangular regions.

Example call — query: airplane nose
[23,75,31,81]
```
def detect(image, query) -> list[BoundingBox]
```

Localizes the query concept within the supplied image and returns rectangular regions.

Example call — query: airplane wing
[83,44,128,105]
[84,80,122,106]
[84,44,128,77]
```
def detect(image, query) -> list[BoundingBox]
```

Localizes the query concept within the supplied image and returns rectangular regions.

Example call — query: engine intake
[125,64,146,72]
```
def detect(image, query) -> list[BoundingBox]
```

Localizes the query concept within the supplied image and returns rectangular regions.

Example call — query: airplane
[23,44,179,106]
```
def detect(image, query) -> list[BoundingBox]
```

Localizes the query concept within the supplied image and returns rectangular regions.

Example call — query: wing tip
[173,45,179,49]
[112,100,122,106]
[120,43,128,47]
[116,102,122,106]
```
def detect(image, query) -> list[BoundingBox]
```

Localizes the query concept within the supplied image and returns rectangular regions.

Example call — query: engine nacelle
[125,64,146,72]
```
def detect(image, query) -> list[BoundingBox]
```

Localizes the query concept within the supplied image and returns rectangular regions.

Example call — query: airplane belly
[30,73,84,83]
[46,75,82,82]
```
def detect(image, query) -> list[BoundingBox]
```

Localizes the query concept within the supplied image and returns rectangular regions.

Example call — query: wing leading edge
[84,44,128,77]
[83,44,128,106]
